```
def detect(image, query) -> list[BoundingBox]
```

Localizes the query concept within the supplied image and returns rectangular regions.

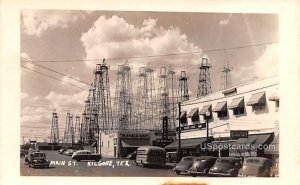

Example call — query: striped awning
[246,92,265,106]
[187,108,199,118]
[180,111,187,119]
[213,101,227,112]
[269,92,279,101]
[228,97,244,109]
[199,104,212,115]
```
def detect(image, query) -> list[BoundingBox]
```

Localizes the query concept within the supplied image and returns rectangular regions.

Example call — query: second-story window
[228,97,245,116]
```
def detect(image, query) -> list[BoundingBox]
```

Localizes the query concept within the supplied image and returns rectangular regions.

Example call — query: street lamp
[205,110,211,155]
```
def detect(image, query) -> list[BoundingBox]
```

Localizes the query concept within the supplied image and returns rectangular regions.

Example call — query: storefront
[165,137,208,156]
[118,132,150,157]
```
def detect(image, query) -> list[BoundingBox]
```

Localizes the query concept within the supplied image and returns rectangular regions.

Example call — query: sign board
[119,133,149,138]
[230,130,249,139]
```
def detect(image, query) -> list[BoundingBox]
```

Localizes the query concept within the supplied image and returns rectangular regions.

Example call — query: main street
[20,150,179,177]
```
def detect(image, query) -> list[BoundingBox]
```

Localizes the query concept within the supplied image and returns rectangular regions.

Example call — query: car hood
[210,164,236,173]
[175,161,193,170]
[190,162,211,172]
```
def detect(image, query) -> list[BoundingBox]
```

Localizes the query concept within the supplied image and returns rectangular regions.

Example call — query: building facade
[166,76,279,159]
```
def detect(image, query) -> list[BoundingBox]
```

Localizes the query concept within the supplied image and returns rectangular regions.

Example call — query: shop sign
[230,130,248,139]
[119,133,149,138]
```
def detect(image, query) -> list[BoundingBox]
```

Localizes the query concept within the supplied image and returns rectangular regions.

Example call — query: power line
[21,65,87,91]
[21,58,90,85]
[21,42,278,63]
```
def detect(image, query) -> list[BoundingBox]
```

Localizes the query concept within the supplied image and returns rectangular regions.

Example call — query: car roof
[195,156,217,160]
[245,157,270,161]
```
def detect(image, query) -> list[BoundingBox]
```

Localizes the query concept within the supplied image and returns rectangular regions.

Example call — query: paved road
[20,150,180,177]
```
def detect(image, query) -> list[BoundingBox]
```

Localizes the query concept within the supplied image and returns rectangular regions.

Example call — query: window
[217,110,228,118]
[233,107,244,115]
[191,115,199,122]
[113,138,117,145]
[101,141,103,148]
[108,141,110,147]
[246,92,266,112]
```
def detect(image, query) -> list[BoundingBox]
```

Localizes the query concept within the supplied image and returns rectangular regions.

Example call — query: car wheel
[176,170,180,175]
[191,173,196,177]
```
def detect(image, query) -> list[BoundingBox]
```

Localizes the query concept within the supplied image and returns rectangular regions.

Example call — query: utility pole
[177,101,182,162]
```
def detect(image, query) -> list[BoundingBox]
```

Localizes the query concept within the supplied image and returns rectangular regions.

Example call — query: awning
[246,92,265,106]
[264,134,279,154]
[269,92,279,101]
[121,139,149,148]
[229,133,274,156]
[180,111,187,119]
[165,137,207,150]
[209,140,236,151]
[199,104,212,115]
[213,101,227,112]
[233,133,274,149]
[228,97,244,109]
[187,108,199,118]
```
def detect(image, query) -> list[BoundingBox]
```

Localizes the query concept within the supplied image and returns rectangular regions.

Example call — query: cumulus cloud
[80,15,202,69]
[21,10,89,37]
[232,44,278,83]
[45,90,88,106]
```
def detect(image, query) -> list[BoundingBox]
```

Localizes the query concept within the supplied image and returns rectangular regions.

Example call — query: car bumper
[208,172,235,177]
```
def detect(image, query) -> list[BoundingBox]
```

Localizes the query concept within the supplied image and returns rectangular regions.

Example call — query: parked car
[135,146,166,167]
[241,157,272,177]
[209,157,242,177]
[26,152,50,168]
[63,149,76,156]
[166,152,178,163]
[58,148,66,154]
[173,156,195,175]
[188,156,218,177]
[71,150,101,161]
[126,151,137,160]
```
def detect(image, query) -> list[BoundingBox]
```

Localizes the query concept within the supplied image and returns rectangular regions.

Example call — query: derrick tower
[135,66,157,131]
[197,58,212,97]
[114,62,134,131]
[74,114,81,143]
[178,71,189,102]
[158,67,170,130]
[220,61,232,90]
[167,67,178,131]
[50,109,59,143]
[63,113,74,144]
[94,59,114,133]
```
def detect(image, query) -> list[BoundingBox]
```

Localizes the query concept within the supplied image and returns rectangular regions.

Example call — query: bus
[135,146,166,167]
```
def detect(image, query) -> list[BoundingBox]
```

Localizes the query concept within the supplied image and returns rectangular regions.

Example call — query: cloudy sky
[20,10,278,142]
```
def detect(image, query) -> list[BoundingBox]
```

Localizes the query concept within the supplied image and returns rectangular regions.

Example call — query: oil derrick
[158,67,170,130]
[94,59,114,133]
[63,113,74,144]
[114,62,134,131]
[135,66,157,131]
[197,58,212,97]
[178,71,189,102]
[50,109,59,143]
[82,85,97,146]
[220,61,232,90]
[167,67,178,131]
[74,114,81,143]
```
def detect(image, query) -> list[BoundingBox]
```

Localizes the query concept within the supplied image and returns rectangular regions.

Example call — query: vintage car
[58,148,66,154]
[63,149,76,156]
[26,152,50,168]
[241,157,272,177]
[71,150,102,161]
[208,157,242,177]
[173,156,195,175]
[126,151,137,160]
[166,152,178,163]
[188,156,218,177]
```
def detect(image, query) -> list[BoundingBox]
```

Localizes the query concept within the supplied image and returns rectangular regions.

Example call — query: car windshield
[182,157,193,161]
[216,159,231,164]
[195,159,207,162]
[246,159,261,164]
[32,153,45,157]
